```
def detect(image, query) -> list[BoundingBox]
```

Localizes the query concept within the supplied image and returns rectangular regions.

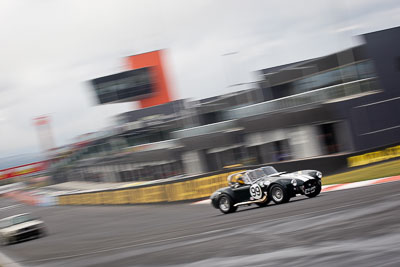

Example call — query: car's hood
[0,220,44,234]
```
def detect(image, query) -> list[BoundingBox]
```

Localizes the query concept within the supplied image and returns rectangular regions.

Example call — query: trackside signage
[347,145,400,167]
[0,162,48,180]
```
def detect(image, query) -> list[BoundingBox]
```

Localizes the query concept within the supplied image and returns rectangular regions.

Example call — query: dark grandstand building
[50,26,400,183]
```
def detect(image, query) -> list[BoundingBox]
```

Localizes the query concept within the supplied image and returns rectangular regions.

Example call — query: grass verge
[323,159,400,185]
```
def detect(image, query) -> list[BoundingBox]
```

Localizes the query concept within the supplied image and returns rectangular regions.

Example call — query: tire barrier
[58,171,242,206]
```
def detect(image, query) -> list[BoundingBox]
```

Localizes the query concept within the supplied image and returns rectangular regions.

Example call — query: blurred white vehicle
[0,213,46,245]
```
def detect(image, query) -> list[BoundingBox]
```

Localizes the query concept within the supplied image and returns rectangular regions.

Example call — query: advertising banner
[0,161,48,180]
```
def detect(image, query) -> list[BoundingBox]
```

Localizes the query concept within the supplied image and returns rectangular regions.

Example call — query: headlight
[316,171,322,178]
[7,230,17,236]
[291,179,297,186]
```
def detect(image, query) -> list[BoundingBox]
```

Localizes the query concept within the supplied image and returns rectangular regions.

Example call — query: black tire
[40,229,47,237]
[269,184,290,204]
[36,229,46,239]
[306,184,321,198]
[0,235,9,246]
[217,194,237,214]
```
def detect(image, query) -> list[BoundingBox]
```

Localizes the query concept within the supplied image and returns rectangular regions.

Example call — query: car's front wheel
[270,184,290,204]
[218,194,237,214]
[38,229,47,238]
[306,184,322,198]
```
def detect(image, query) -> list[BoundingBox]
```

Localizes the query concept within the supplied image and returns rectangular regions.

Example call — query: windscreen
[261,166,278,176]
[0,219,12,228]
[247,169,265,182]
[12,214,33,225]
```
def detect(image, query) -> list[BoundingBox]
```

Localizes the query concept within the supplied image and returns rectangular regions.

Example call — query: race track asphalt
[1,180,400,267]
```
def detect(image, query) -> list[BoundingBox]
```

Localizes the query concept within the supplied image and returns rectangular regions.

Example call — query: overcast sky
[0,0,399,163]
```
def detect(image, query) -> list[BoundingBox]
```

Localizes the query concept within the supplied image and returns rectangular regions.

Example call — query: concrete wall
[182,150,206,175]
[334,120,354,152]
[244,126,323,161]
[288,125,323,159]
[244,129,288,146]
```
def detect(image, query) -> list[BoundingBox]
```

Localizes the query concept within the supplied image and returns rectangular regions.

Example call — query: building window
[396,57,400,71]
[318,123,339,154]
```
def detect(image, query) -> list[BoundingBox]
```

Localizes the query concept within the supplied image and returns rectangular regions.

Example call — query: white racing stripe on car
[191,175,400,205]
[281,174,310,182]
[295,175,311,182]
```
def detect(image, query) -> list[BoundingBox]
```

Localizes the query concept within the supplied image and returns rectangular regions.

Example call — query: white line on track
[0,204,22,211]
[15,196,394,265]
[0,250,23,267]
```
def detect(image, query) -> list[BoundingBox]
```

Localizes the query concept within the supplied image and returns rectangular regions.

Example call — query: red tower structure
[33,116,55,155]
[126,50,173,108]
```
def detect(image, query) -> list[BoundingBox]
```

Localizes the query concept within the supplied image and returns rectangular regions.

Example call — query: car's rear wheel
[0,235,9,246]
[218,194,237,214]
[270,184,290,204]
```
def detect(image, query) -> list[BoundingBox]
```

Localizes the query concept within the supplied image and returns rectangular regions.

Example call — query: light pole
[221,51,239,91]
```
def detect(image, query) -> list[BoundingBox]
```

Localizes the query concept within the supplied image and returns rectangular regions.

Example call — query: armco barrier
[347,144,400,167]
[58,171,239,206]
[57,142,400,206]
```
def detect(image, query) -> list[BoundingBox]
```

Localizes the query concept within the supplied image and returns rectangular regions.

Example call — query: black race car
[210,166,322,214]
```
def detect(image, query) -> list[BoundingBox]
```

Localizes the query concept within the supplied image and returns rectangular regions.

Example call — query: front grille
[16,229,40,241]
[305,180,316,187]
[18,226,35,234]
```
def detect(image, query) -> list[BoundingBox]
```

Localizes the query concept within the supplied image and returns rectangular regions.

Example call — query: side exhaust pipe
[234,194,268,207]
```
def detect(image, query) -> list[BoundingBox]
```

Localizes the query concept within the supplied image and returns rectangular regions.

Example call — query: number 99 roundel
[249,184,263,200]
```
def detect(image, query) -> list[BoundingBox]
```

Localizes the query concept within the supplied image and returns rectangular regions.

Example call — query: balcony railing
[119,139,180,155]
[171,120,236,139]
[225,77,379,120]
[148,78,379,140]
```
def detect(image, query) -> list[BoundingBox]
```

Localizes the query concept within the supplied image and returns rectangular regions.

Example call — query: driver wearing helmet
[228,173,246,188]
